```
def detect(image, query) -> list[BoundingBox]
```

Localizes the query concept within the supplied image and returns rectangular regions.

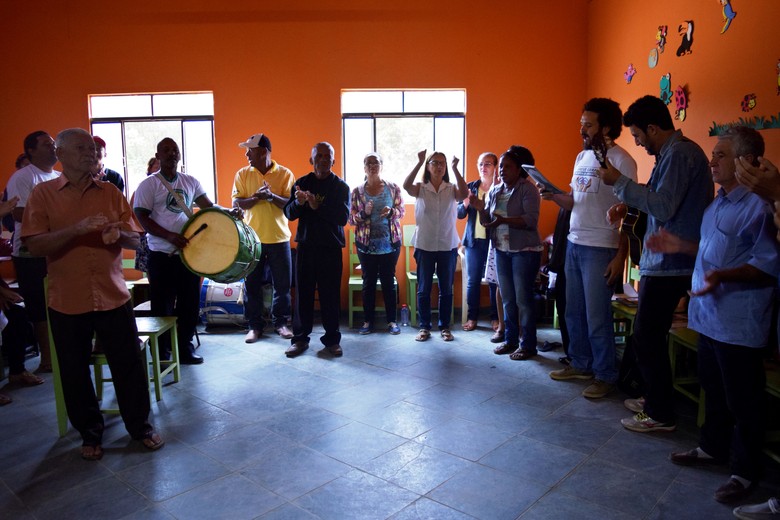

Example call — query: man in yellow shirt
[232,134,295,343]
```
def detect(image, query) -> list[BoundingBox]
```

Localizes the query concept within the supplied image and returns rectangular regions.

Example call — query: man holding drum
[134,137,240,364]
[232,133,295,344]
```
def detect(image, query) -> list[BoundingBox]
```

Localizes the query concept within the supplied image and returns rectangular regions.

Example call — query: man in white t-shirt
[541,98,638,399]
[134,137,239,364]
[6,130,60,373]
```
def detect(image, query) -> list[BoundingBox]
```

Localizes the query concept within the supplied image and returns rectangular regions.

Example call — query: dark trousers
[148,251,200,352]
[49,302,151,445]
[698,334,765,481]
[633,275,690,424]
[552,270,570,355]
[292,244,342,347]
[357,248,400,325]
[1,303,34,374]
[244,242,292,330]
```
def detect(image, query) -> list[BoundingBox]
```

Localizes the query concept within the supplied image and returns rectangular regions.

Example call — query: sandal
[440,329,454,342]
[462,320,477,332]
[509,348,538,361]
[0,394,12,406]
[490,330,505,344]
[491,320,500,332]
[493,343,518,355]
[140,431,165,451]
[9,371,45,386]
[415,329,431,342]
[81,444,104,461]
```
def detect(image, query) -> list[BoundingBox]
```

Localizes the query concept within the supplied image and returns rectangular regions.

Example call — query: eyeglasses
[428,160,446,166]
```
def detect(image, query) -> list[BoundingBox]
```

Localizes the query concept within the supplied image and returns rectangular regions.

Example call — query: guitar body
[622,207,647,266]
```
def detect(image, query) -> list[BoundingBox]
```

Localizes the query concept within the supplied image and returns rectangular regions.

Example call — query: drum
[180,208,261,284]
[199,278,247,326]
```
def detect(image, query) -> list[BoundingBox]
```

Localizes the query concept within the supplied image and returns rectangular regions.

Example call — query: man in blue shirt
[599,95,713,432]
[644,126,779,504]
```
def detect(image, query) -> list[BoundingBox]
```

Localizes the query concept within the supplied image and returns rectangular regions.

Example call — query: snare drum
[180,208,261,283]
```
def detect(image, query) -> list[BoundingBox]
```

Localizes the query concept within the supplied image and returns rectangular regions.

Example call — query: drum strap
[156,173,194,218]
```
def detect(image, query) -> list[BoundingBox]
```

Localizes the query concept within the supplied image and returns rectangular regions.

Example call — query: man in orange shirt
[22,128,162,460]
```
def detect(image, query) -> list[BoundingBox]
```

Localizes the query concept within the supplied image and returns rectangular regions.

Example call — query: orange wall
[1,1,589,307]
[3,1,777,310]
[584,0,780,182]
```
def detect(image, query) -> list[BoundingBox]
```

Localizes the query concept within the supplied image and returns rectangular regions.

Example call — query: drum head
[181,210,239,275]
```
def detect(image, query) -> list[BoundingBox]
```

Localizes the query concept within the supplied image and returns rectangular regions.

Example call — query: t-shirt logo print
[166,189,190,214]
[575,176,592,192]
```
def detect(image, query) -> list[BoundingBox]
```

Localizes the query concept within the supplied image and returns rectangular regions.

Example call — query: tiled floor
[1,321,778,519]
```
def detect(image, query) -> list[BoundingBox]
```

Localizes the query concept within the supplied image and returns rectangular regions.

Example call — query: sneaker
[388,322,401,335]
[358,322,373,335]
[624,397,645,413]
[733,497,780,519]
[549,365,594,381]
[621,411,676,433]
[582,380,614,399]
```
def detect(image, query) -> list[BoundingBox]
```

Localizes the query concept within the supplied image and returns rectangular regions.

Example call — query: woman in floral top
[348,153,405,335]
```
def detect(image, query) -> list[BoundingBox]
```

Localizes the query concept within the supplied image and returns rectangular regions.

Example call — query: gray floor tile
[414,416,516,461]
[160,473,284,519]
[357,400,451,438]
[479,436,587,487]
[388,497,477,519]
[305,421,407,465]
[30,475,151,520]
[294,469,418,520]
[427,463,548,520]
[518,490,638,520]
[356,441,471,495]
[648,480,737,520]
[240,444,351,499]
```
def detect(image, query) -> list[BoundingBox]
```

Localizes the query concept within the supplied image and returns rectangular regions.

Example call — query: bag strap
[155,173,194,218]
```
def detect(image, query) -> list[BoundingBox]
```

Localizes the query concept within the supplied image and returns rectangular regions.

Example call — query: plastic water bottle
[400,304,410,326]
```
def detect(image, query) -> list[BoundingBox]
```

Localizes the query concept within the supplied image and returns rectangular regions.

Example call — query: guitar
[621,205,647,266]
[590,133,609,168]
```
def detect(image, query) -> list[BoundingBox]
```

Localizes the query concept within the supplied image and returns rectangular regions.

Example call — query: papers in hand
[522,164,565,195]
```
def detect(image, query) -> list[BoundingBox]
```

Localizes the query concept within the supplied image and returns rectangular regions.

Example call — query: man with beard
[543,98,637,399]
[599,95,713,432]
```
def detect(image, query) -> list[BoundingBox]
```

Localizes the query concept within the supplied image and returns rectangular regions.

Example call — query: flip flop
[140,431,165,451]
[0,394,12,406]
[440,329,454,342]
[415,329,431,342]
[462,320,477,331]
[81,445,104,461]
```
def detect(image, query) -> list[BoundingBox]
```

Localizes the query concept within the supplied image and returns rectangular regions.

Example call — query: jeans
[414,248,457,330]
[698,334,765,481]
[464,239,498,321]
[633,275,691,424]
[244,242,292,331]
[495,250,540,349]
[358,248,400,325]
[565,243,618,383]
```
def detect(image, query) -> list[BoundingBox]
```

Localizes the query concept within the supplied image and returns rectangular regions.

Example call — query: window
[88,93,217,202]
[341,90,466,196]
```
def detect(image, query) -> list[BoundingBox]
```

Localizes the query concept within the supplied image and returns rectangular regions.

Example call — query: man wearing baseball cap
[232,133,295,344]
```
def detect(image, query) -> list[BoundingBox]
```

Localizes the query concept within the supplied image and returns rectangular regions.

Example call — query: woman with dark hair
[348,152,405,335]
[403,149,469,342]
[132,157,160,273]
[479,145,542,360]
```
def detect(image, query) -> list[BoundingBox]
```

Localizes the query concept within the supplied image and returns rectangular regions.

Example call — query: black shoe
[179,343,204,364]
[538,341,561,352]
[558,356,571,365]
[286,342,309,358]
[179,353,204,365]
